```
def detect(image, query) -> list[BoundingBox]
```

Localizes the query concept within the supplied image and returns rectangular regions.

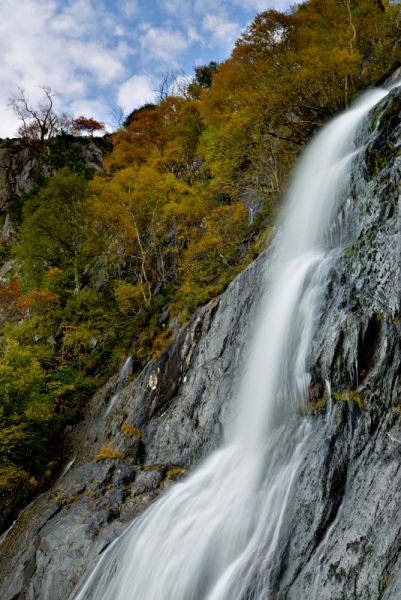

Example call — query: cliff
[0,135,111,213]
[0,85,400,599]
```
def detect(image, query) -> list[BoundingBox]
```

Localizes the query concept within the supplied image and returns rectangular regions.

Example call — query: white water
[74,88,388,600]
[105,356,132,416]
[59,456,76,480]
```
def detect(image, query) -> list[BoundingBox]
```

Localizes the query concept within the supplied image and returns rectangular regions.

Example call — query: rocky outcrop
[0,135,111,212]
[0,85,400,600]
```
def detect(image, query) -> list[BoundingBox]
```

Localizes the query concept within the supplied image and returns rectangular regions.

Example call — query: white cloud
[68,98,110,119]
[161,0,194,19]
[0,0,128,136]
[0,0,295,137]
[117,74,156,112]
[138,23,191,66]
[202,14,241,48]
[120,0,140,18]
[69,43,126,85]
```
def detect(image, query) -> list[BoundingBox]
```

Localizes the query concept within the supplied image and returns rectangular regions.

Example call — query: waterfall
[73,88,389,600]
[105,356,133,416]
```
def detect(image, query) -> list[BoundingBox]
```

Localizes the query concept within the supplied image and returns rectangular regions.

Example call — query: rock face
[0,135,111,212]
[0,86,400,599]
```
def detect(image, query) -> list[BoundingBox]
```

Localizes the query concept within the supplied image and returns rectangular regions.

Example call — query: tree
[194,62,219,88]
[187,62,219,98]
[16,168,90,291]
[8,86,67,141]
[155,71,181,102]
[111,105,125,129]
[72,116,105,136]
[89,164,204,305]
[123,103,157,128]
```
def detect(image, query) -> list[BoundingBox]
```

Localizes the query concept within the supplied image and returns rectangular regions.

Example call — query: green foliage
[187,61,219,98]
[16,167,89,290]
[46,134,97,179]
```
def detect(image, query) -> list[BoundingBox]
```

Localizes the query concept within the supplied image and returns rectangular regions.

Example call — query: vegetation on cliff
[0,0,400,526]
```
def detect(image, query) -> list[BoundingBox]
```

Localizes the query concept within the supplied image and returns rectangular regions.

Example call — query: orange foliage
[105,110,164,171]
[73,116,105,136]
[0,279,24,319]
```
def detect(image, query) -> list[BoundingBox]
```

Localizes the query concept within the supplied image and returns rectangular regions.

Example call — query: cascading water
[105,356,133,416]
[73,88,389,600]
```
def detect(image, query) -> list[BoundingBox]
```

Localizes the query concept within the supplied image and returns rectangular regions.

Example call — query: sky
[0,0,292,137]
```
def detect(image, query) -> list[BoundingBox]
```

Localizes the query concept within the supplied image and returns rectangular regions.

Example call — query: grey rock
[0,135,111,213]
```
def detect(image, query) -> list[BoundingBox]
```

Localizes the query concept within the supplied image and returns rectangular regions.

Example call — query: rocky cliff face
[0,86,400,599]
[0,135,111,213]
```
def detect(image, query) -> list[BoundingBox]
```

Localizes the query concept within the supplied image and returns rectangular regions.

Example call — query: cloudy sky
[0,0,291,137]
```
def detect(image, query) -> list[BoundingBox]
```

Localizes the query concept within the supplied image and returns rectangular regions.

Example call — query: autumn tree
[89,164,204,306]
[123,103,156,128]
[105,107,165,171]
[72,116,105,136]
[199,0,401,202]
[176,202,248,314]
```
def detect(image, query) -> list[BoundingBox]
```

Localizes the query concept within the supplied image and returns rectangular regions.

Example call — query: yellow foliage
[114,281,143,313]
[94,447,124,462]
[121,421,142,438]
[166,467,187,480]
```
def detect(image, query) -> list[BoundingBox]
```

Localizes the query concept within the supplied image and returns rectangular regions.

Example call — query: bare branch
[8,86,63,141]
[153,71,187,102]
[110,105,125,130]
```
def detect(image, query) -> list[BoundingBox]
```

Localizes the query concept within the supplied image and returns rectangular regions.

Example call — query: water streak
[105,356,132,416]
[74,88,388,600]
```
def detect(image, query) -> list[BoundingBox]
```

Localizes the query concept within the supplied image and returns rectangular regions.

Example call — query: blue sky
[0,0,292,137]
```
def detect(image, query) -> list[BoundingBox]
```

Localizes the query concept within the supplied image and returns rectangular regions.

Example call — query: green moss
[94,447,123,462]
[310,397,327,411]
[121,421,142,439]
[332,390,364,410]
[166,467,187,481]
[143,464,165,472]
[370,107,380,130]
[63,494,79,505]
[383,572,394,590]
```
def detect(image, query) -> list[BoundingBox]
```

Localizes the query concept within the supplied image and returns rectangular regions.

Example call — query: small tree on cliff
[72,116,105,137]
[8,86,65,141]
